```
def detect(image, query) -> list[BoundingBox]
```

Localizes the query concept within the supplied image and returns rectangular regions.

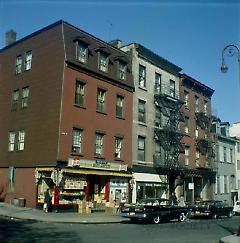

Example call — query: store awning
[61,168,132,177]
[36,167,54,172]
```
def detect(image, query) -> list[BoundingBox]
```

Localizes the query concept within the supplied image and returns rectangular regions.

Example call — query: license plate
[130,212,135,216]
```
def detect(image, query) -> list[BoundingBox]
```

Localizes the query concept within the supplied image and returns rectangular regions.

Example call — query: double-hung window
[97,88,106,113]
[25,51,32,71]
[139,65,146,88]
[138,100,146,123]
[184,117,189,134]
[169,80,175,98]
[17,130,25,151]
[99,52,108,72]
[195,96,199,112]
[196,150,200,167]
[95,133,104,156]
[72,129,83,154]
[21,87,29,109]
[138,136,145,161]
[115,137,123,159]
[155,107,161,127]
[15,55,22,74]
[76,42,88,63]
[155,73,161,94]
[184,91,189,108]
[203,100,208,114]
[75,81,85,106]
[8,132,15,152]
[118,61,126,80]
[116,95,124,118]
[185,146,190,166]
[11,90,19,111]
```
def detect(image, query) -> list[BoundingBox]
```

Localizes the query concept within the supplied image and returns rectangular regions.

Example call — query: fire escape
[153,85,184,170]
[195,112,216,170]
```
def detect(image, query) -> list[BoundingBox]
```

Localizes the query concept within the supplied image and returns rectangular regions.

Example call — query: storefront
[35,158,131,212]
[131,170,168,203]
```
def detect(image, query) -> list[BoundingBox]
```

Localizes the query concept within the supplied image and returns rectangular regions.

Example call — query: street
[0,216,239,243]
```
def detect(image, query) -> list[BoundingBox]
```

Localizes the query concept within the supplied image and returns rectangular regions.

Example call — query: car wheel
[152,215,160,224]
[178,213,186,222]
[212,213,217,219]
[228,211,233,218]
[130,218,138,223]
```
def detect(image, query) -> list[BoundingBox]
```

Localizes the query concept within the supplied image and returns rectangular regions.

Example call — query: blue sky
[0,0,239,124]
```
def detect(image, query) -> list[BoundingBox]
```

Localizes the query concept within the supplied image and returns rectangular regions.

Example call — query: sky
[0,0,239,124]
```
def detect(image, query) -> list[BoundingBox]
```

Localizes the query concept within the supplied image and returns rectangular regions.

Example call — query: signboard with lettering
[67,157,127,171]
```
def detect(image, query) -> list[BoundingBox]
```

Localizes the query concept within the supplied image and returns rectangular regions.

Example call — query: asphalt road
[0,216,239,243]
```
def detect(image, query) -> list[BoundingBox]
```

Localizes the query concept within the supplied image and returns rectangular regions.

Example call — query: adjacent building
[0,20,134,210]
[213,119,236,205]
[178,74,216,203]
[121,43,183,203]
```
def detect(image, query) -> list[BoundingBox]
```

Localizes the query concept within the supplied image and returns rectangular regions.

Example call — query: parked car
[120,198,190,224]
[233,201,240,215]
[190,200,233,219]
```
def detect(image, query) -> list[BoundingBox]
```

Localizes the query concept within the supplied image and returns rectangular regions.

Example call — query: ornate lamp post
[220,44,240,87]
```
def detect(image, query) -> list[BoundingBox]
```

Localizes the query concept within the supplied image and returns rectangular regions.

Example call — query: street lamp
[220,44,240,87]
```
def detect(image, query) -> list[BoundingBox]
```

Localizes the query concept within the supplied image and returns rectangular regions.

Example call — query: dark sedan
[190,200,233,219]
[120,198,190,224]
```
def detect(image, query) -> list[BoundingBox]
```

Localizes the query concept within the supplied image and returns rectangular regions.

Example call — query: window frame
[17,130,25,151]
[95,133,104,156]
[155,72,161,94]
[15,55,22,74]
[76,41,88,64]
[138,136,146,161]
[75,80,86,107]
[118,61,126,80]
[169,80,175,98]
[116,95,124,118]
[139,65,146,88]
[184,90,189,108]
[96,88,106,113]
[11,89,19,111]
[25,51,32,71]
[115,137,123,159]
[138,99,146,123]
[8,131,16,152]
[98,52,109,73]
[184,146,190,166]
[21,87,29,109]
[72,128,83,154]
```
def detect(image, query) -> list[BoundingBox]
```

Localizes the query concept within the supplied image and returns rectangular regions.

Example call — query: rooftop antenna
[106,20,113,41]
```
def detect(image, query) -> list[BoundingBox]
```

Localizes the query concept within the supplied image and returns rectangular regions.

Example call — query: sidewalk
[0,203,127,224]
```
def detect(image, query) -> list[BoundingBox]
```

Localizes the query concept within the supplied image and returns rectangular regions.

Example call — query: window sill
[116,116,125,120]
[71,152,84,157]
[94,155,105,160]
[138,86,147,92]
[74,104,86,109]
[96,110,107,115]
[138,121,147,127]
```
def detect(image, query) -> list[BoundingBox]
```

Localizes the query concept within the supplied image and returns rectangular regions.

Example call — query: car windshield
[195,201,222,206]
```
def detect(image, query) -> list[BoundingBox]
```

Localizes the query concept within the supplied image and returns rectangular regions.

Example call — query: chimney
[109,39,122,49]
[5,30,17,46]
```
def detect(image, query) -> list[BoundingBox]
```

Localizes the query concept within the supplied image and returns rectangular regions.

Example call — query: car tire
[152,215,160,224]
[178,213,186,222]
[228,211,233,218]
[212,213,217,219]
[130,218,138,223]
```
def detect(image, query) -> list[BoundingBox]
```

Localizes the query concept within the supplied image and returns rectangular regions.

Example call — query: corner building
[0,20,134,211]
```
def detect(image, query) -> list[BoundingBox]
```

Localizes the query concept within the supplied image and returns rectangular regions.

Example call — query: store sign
[68,157,127,171]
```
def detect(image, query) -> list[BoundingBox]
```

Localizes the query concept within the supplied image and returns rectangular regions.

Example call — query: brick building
[0,20,134,211]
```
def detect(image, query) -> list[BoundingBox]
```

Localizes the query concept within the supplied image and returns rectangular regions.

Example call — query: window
[155,107,161,127]
[116,95,124,118]
[194,96,199,112]
[169,80,175,98]
[224,175,229,193]
[223,147,227,162]
[237,142,240,153]
[138,100,146,123]
[115,137,123,159]
[15,55,22,74]
[95,133,104,156]
[96,88,106,112]
[11,90,19,111]
[138,136,145,161]
[215,176,220,194]
[139,65,146,88]
[184,117,189,134]
[155,73,161,94]
[8,132,15,152]
[99,52,108,72]
[75,81,85,106]
[195,122,199,138]
[230,148,233,163]
[72,129,82,154]
[76,42,88,63]
[118,61,126,80]
[237,160,240,170]
[21,87,29,109]
[25,51,32,71]
[185,146,190,166]
[184,91,189,108]
[196,150,200,167]
[17,130,25,151]
[203,100,208,114]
